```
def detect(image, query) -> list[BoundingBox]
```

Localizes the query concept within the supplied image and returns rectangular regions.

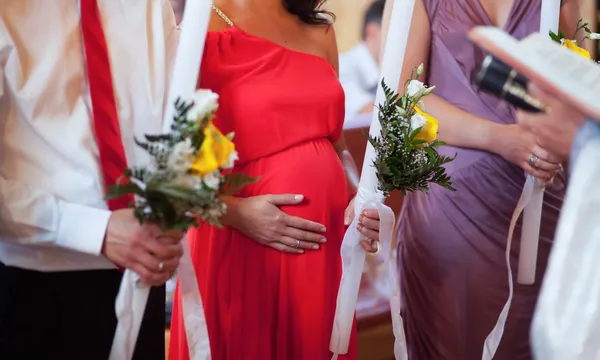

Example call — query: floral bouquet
[550,17,600,60]
[107,89,255,230]
[368,64,455,196]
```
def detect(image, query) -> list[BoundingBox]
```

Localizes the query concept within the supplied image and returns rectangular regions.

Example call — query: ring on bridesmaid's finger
[158,261,165,272]
[294,240,300,249]
[528,154,539,168]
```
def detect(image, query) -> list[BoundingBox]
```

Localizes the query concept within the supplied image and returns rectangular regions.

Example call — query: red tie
[81,0,133,211]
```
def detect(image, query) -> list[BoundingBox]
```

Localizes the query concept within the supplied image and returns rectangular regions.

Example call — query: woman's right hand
[223,194,327,254]
[491,124,562,186]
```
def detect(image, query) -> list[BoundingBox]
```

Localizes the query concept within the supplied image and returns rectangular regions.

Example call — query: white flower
[203,171,221,190]
[223,150,239,169]
[167,139,195,172]
[588,32,600,40]
[407,80,426,97]
[410,113,427,131]
[172,174,203,190]
[187,89,219,121]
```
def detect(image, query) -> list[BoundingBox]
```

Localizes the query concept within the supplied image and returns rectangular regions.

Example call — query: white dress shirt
[0,0,179,272]
[339,42,379,120]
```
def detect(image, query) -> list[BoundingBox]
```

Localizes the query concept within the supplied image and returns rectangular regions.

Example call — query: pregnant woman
[169,1,380,359]
[387,0,581,359]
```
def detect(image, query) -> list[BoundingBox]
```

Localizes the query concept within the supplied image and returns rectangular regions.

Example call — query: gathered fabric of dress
[396,1,565,359]
[168,11,357,360]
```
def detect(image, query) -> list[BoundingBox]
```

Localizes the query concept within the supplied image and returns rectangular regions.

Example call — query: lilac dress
[397,1,565,359]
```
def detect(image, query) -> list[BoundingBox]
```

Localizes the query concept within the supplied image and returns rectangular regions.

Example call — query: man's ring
[295,240,300,249]
[158,261,164,272]
[528,154,539,168]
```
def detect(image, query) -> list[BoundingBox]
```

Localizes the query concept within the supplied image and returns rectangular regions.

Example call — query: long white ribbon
[330,0,413,359]
[109,1,213,359]
[482,175,537,359]
[482,1,560,357]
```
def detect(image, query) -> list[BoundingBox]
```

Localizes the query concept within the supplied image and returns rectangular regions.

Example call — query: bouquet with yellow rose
[368,63,455,196]
[549,18,600,60]
[107,89,255,230]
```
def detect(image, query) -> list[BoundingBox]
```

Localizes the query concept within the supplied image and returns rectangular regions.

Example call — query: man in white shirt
[339,0,385,119]
[0,1,181,359]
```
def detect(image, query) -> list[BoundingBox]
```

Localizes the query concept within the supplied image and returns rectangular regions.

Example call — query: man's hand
[102,209,184,286]
[516,84,587,160]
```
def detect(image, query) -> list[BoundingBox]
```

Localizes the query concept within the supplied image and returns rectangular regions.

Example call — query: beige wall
[327,0,375,53]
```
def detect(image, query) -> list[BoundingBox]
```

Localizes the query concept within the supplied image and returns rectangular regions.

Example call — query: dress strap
[212,5,234,27]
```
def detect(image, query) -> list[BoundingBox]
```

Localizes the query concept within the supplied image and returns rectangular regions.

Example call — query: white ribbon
[178,236,211,359]
[482,175,539,359]
[109,0,213,359]
[330,187,406,359]
[482,2,560,357]
[330,1,413,358]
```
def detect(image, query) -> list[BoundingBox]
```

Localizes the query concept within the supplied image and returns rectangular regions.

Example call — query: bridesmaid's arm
[385,0,500,153]
[382,0,563,177]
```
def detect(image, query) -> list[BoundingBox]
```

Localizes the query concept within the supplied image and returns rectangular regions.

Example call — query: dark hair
[283,0,335,25]
[362,0,385,39]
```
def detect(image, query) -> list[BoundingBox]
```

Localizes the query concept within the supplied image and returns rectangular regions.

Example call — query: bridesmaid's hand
[489,123,561,187]
[344,197,381,253]
[225,194,327,253]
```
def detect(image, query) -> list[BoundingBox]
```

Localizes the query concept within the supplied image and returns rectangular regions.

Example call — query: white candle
[330,1,413,359]
[163,0,213,133]
[110,1,213,359]
[517,0,560,285]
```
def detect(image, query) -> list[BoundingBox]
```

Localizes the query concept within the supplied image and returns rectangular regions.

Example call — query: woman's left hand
[344,197,381,253]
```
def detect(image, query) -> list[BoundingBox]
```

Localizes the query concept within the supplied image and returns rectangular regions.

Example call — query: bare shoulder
[303,15,339,73]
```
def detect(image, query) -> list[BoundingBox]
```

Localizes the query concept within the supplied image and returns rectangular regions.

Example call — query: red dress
[169,27,357,360]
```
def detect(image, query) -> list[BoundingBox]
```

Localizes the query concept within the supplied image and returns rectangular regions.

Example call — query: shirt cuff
[56,202,112,256]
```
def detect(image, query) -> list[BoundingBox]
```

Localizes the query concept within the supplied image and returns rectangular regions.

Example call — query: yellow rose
[413,107,439,143]
[562,39,590,59]
[190,122,235,176]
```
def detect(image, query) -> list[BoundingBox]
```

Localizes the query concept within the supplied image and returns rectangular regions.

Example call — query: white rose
[407,80,426,97]
[223,150,239,169]
[588,32,600,40]
[187,89,219,121]
[410,113,427,131]
[203,171,221,190]
[167,139,195,172]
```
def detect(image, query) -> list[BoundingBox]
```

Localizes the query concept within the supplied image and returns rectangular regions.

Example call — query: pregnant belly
[235,138,349,224]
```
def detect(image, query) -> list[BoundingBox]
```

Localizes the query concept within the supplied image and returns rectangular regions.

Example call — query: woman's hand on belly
[344,196,382,253]
[221,194,328,253]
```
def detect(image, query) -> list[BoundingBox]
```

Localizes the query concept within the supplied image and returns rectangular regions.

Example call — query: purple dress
[397,1,565,359]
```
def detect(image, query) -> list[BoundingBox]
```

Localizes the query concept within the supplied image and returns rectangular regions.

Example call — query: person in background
[339,0,385,119]
[0,1,180,359]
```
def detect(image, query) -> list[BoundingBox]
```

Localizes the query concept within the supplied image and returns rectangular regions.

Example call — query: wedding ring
[528,154,539,168]
[158,261,165,272]
[295,240,300,249]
